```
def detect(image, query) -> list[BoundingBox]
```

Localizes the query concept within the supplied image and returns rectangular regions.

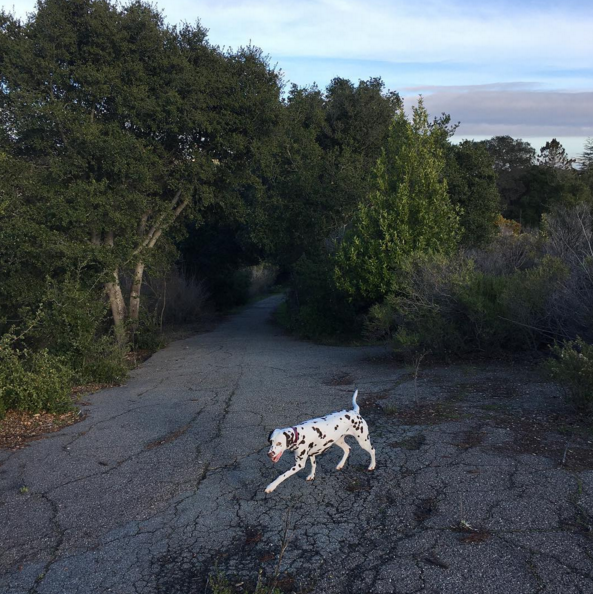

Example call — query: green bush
[132,309,166,352]
[368,251,570,357]
[30,277,128,384]
[546,338,593,411]
[500,256,569,349]
[0,334,73,418]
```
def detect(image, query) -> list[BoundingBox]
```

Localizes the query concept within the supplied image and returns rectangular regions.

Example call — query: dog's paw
[367,464,376,471]
[265,484,276,493]
[336,464,344,471]
[306,475,315,482]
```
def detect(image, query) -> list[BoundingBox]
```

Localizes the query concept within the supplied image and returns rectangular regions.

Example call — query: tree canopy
[0,0,281,337]
[335,100,460,303]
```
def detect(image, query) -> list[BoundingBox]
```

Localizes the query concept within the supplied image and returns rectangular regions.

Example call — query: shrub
[144,269,210,325]
[132,308,166,352]
[0,333,73,418]
[248,263,279,297]
[30,277,128,384]
[468,229,538,276]
[546,338,593,411]
[368,250,572,357]
[500,256,569,349]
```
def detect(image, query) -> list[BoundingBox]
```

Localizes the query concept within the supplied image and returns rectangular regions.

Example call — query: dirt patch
[490,415,593,471]
[414,497,438,523]
[71,382,119,399]
[457,530,492,544]
[395,402,465,425]
[345,476,372,492]
[422,552,449,569]
[145,423,191,450]
[324,372,355,387]
[453,428,486,449]
[244,527,263,545]
[390,433,426,450]
[360,390,389,411]
[0,410,84,451]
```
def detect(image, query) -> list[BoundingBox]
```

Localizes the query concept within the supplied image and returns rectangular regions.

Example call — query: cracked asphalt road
[1,294,593,593]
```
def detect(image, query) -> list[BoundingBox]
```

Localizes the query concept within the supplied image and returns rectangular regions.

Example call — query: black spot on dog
[313,427,324,438]
[309,442,314,449]
[345,415,351,420]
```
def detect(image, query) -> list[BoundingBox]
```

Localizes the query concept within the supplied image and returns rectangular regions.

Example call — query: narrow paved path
[1,295,592,593]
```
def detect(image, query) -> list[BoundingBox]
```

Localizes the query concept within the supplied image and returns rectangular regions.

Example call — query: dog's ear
[267,431,273,442]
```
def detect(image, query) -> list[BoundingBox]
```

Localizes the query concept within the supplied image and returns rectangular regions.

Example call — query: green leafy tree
[249,78,400,269]
[445,140,501,247]
[479,135,535,216]
[1,0,281,341]
[516,166,592,227]
[335,100,460,303]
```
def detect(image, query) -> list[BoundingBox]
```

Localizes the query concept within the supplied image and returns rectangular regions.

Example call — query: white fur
[265,390,376,493]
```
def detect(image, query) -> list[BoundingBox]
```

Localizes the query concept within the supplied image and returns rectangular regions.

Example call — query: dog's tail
[352,389,360,414]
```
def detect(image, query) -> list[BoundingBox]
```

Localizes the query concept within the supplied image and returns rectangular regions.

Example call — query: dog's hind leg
[306,456,317,481]
[353,423,376,471]
[334,437,351,470]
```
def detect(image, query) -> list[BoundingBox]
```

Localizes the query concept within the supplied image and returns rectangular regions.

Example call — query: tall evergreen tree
[335,100,460,303]
[580,137,593,170]
[445,141,501,247]
[538,139,575,170]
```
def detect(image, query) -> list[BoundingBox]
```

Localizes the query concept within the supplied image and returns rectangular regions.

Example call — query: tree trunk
[105,267,127,345]
[129,260,145,331]
[104,231,127,345]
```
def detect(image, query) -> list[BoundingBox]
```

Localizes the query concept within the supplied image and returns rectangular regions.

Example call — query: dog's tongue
[273,452,282,463]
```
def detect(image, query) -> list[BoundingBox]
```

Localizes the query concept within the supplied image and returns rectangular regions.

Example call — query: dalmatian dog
[265,390,376,493]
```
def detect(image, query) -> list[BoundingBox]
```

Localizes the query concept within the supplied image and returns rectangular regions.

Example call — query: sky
[4,0,593,158]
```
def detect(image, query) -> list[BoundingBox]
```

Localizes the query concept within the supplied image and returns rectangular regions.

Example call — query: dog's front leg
[265,455,308,493]
[306,456,317,481]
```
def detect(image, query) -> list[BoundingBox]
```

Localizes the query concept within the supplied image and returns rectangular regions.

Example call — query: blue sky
[4,0,593,157]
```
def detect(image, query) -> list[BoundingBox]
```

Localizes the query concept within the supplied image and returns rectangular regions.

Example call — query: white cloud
[166,0,593,71]
[405,90,593,137]
[5,1,591,71]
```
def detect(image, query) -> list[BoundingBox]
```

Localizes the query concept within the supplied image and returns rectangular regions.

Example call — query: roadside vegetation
[2,0,593,420]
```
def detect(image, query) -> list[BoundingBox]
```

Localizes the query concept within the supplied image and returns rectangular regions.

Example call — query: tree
[0,0,281,340]
[335,100,460,303]
[580,137,593,170]
[479,136,535,216]
[249,78,400,269]
[445,141,501,247]
[507,140,590,226]
[538,139,575,170]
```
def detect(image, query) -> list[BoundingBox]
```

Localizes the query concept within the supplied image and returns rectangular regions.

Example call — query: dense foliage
[2,0,592,416]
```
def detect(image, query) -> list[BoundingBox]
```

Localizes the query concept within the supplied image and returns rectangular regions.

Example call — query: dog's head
[267,428,295,463]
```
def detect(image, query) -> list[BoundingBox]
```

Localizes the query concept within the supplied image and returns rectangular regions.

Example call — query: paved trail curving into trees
[1,295,592,593]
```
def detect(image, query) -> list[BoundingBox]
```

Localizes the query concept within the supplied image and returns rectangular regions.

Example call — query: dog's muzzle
[268,451,282,463]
